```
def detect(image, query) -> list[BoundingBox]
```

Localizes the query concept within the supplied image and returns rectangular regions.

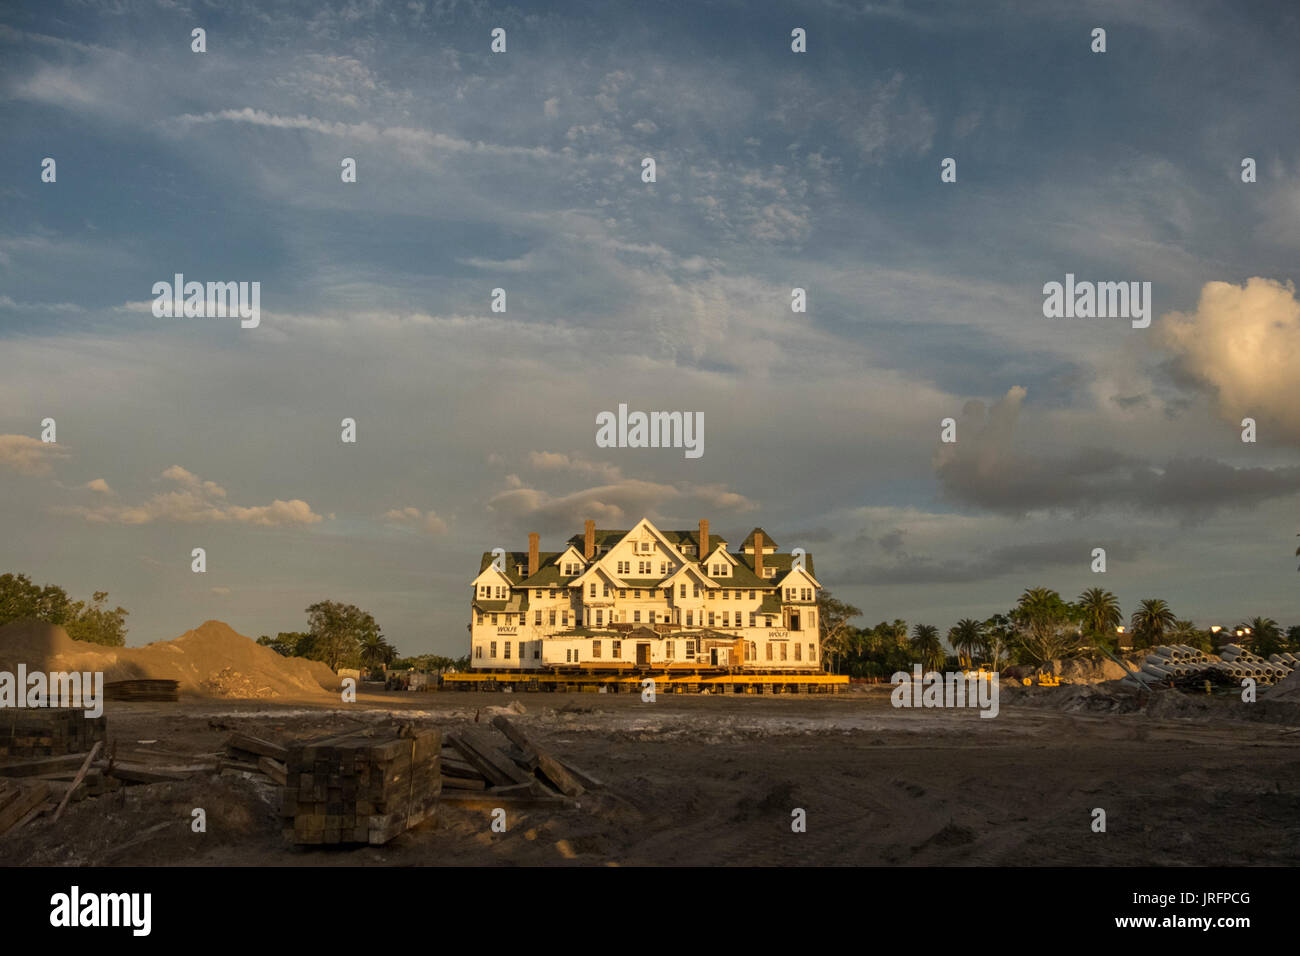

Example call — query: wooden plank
[226,733,288,760]
[257,756,288,786]
[0,781,50,834]
[447,730,531,787]
[96,761,190,784]
[440,775,487,791]
[0,753,93,778]
[53,741,101,822]
[558,759,605,790]
[491,717,584,796]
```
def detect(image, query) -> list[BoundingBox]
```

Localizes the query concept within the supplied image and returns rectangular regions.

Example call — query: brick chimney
[528,533,539,577]
[698,518,709,558]
[584,519,596,560]
[754,531,764,579]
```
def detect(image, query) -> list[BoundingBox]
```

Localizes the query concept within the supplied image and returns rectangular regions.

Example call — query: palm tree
[909,623,944,671]
[1130,599,1176,649]
[948,618,985,668]
[359,632,395,670]
[1077,587,1122,641]
[1240,616,1283,656]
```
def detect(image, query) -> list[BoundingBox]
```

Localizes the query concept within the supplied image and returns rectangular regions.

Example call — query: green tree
[0,573,127,646]
[947,618,985,668]
[1130,598,1176,649]
[909,623,944,671]
[63,591,129,647]
[982,612,1012,670]
[817,591,862,674]
[1077,587,1122,645]
[305,600,381,671]
[1011,587,1084,664]
[257,632,314,657]
[1240,616,1284,657]
[359,632,397,670]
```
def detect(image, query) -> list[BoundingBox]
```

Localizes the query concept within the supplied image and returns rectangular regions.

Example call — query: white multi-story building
[469,518,823,672]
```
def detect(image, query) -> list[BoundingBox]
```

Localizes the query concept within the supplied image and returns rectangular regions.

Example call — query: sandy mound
[1265,666,1300,702]
[0,619,338,699]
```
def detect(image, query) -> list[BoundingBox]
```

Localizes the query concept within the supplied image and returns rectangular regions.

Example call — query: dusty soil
[4,682,1299,866]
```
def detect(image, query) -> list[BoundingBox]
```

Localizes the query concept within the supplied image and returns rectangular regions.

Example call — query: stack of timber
[0,708,107,758]
[0,778,53,836]
[103,679,180,702]
[281,727,441,845]
[222,732,289,785]
[439,716,601,808]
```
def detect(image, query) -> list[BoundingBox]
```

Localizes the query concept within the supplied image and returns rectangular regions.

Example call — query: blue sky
[2,0,1299,654]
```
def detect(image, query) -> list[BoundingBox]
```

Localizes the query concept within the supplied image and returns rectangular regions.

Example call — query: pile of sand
[1264,666,1300,702]
[0,619,339,700]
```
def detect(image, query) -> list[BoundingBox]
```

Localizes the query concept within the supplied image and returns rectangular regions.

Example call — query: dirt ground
[5,683,1299,866]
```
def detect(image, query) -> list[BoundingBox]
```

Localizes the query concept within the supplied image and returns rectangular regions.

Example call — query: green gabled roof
[758,592,783,614]
[752,552,816,578]
[741,527,778,550]
[564,528,727,554]
[473,592,529,614]
[478,551,564,585]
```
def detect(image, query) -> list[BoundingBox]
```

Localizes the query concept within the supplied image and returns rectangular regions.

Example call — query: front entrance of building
[636,643,651,665]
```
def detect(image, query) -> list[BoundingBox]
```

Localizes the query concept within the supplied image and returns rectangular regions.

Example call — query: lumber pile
[103,679,180,702]
[0,779,53,836]
[0,708,107,758]
[281,727,441,845]
[439,716,601,806]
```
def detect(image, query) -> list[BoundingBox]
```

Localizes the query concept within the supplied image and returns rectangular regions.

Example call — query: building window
[634,610,641,623]
[679,584,687,598]
[590,582,597,597]
[809,644,816,662]
[490,641,497,657]
[749,590,756,599]
[794,643,801,661]
[549,610,556,625]
[475,645,483,659]
[749,614,756,627]
[802,588,812,601]
[721,612,729,626]
[536,589,543,597]
[593,640,601,658]
[766,643,773,661]
[596,610,604,625]
[666,640,675,657]
[708,612,715,626]
[649,611,656,624]
[781,643,788,661]
[660,563,667,575]
[619,589,627,598]
[633,589,641,598]
[747,641,756,661]
[491,614,498,625]
[504,641,512,660]
[549,589,557,598]
[617,561,628,574]
[612,640,622,658]
[765,616,773,627]
[534,645,541,659]
[640,542,651,552]
[535,611,542,625]
[603,584,611,597]
[685,640,696,659]
[562,611,569,626]
[477,612,485,625]
[722,590,729,601]
[693,585,700,598]
[686,611,693,627]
